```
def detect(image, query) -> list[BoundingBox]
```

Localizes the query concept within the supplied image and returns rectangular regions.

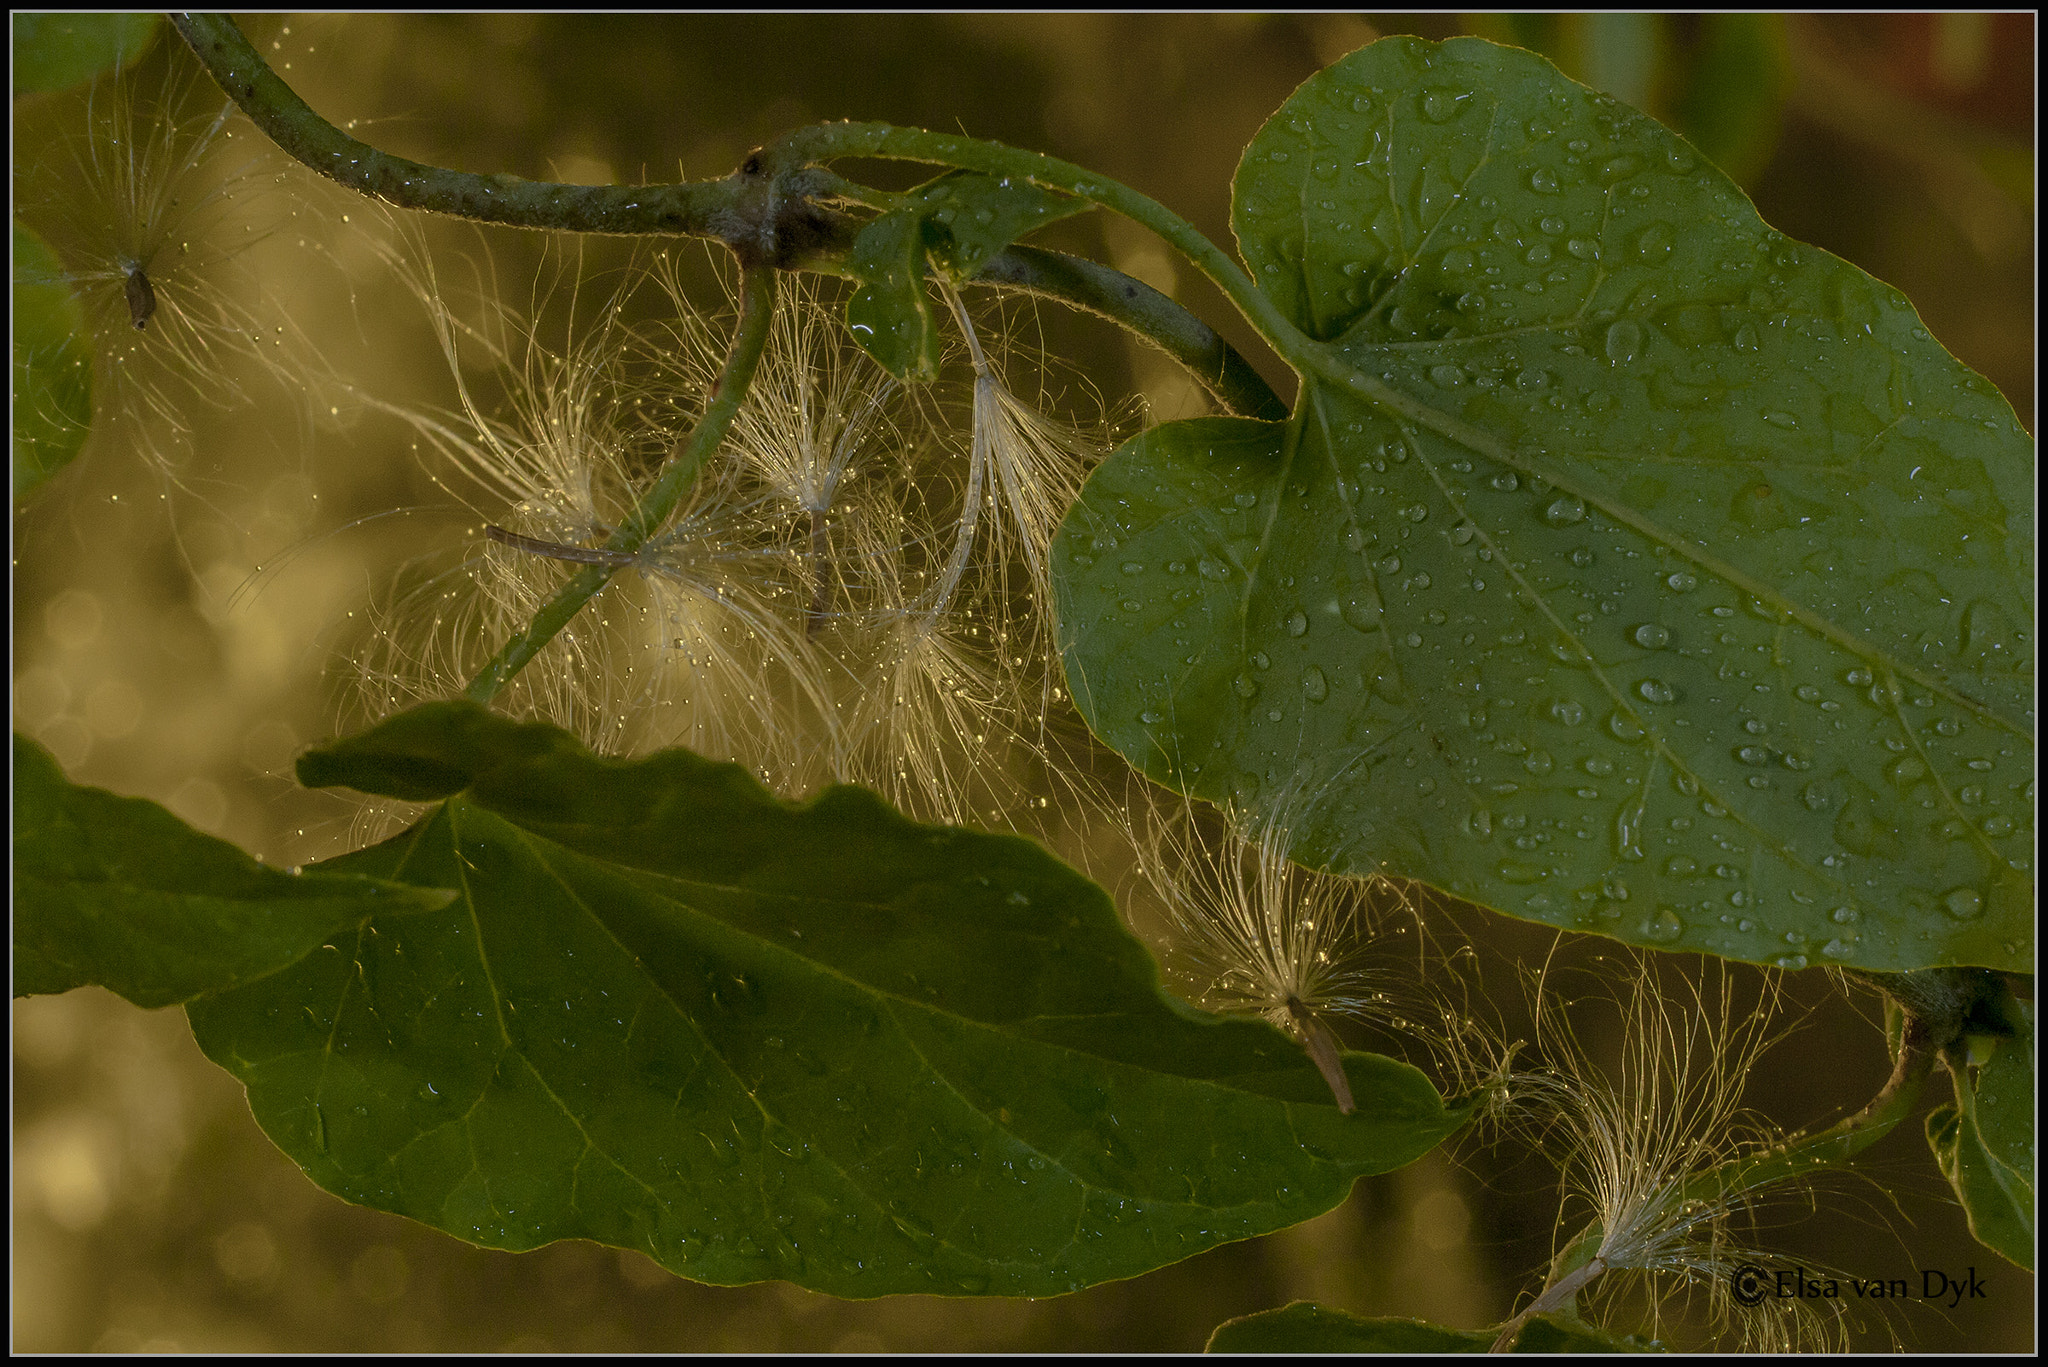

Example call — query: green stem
[1676,1014,1937,1204]
[171,14,752,240]
[762,122,1312,370]
[463,269,780,704]
[979,246,1287,421]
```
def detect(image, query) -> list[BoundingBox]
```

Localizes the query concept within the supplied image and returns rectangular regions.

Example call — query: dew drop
[1941,887,1984,920]
[1631,623,1671,649]
[1665,571,1698,593]
[1633,222,1674,260]
[1544,496,1586,526]
[1598,154,1640,182]
[1341,596,1383,632]
[1607,709,1648,742]
[1604,319,1642,366]
[1637,678,1677,705]
[1419,86,1470,122]
[1301,666,1329,702]
[1285,610,1308,637]
[1642,908,1684,943]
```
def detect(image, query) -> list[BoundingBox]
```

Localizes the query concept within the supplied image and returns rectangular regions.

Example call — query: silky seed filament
[484,524,638,567]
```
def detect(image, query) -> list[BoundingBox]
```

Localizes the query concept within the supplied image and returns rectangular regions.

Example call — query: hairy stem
[171,14,747,239]
[979,246,1287,420]
[171,14,1285,418]
[464,270,780,704]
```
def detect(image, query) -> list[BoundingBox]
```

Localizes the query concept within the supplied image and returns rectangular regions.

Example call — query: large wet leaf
[187,703,1469,1297]
[1927,1000,2034,1271]
[1205,1302,1645,1353]
[12,732,449,1007]
[1055,37,2031,974]
[12,221,94,504]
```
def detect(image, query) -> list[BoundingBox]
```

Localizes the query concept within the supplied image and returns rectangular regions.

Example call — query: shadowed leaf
[191,702,1472,1297]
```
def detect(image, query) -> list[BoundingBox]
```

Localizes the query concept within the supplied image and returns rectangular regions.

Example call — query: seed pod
[124,263,156,330]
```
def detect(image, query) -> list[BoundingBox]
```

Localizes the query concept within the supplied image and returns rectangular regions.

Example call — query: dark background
[13,13,2033,1352]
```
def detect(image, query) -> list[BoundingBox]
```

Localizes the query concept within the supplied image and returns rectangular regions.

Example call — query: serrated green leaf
[1928,1000,2034,1270]
[1054,37,2031,974]
[1204,1301,1649,1352]
[192,702,1470,1297]
[11,12,159,95]
[12,732,453,1008]
[845,208,942,381]
[912,169,1086,279]
[13,220,94,504]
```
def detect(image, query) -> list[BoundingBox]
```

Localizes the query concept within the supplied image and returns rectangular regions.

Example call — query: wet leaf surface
[1056,37,2031,973]
[187,703,1470,1296]
[13,732,450,1007]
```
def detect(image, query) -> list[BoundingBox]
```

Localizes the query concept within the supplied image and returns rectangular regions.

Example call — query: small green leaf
[1056,37,2031,973]
[12,732,452,1008]
[12,220,93,504]
[1928,1000,2034,1270]
[12,12,160,95]
[197,702,1471,1296]
[912,169,1086,280]
[1205,1301,1649,1352]
[845,208,942,381]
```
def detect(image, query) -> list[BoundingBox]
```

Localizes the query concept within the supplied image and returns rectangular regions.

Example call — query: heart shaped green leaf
[1055,37,2031,973]
[190,703,1470,1297]
[13,732,451,1007]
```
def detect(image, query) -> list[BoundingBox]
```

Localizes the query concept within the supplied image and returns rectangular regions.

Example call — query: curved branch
[172,13,1284,418]
[975,247,1287,421]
